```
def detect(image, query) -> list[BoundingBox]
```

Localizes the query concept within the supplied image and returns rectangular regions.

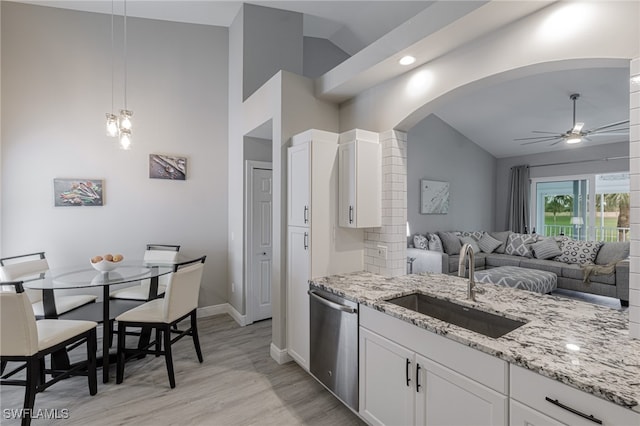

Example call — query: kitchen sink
[384,292,527,338]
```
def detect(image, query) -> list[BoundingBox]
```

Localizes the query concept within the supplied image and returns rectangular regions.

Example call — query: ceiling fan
[515,93,629,146]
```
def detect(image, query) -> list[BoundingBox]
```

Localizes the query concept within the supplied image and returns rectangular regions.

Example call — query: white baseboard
[197,303,246,326]
[270,343,293,365]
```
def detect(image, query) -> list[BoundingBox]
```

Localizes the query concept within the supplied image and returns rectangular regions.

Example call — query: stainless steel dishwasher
[308,286,359,411]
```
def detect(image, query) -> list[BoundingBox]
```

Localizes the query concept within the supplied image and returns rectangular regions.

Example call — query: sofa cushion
[519,258,564,275]
[459,236,480,254]
[556,239,602,265]
[413,234,428,250]
[438,231,462,255]
[448,253,486,274]
[505,233,536,258]
[595,241,630,265]
[485,253,522,268]
[478,232,503,254]
[531,238,562,260]
[489,231,511,254]
[427,233,444,252]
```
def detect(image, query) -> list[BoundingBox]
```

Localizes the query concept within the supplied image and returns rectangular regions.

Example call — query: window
[531,173,629,241]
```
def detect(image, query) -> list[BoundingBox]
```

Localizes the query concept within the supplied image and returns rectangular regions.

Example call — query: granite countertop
[310,271,640,412]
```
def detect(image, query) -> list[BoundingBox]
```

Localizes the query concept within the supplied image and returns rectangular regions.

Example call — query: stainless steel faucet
[458,243,484,301]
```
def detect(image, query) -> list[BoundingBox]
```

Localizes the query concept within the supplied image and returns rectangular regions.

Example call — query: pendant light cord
[123,0,128,110]
[110,0,114,114]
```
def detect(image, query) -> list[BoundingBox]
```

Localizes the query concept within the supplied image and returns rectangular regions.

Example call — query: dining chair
[109,244,181,301]
[0,252,97,318]
[0,281,98,426]
[115,256,206,388]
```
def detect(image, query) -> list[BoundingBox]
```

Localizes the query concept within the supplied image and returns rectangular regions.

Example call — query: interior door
[250,167,273,322]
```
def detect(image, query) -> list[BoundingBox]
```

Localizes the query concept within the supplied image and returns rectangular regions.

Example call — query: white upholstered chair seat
[109,283,167,301]
[31,294,98,317]
[116,299,165,323]
[36,320,97,352]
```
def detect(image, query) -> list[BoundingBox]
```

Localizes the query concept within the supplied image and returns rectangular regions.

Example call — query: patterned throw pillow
[555,239,603,265]
[505,233,537,258]
[460,231,484,241]
[478,232,503,254]
[413,234,428,250]
[489,231,511,254]
[427,233,444,252]
[531,238,562,260]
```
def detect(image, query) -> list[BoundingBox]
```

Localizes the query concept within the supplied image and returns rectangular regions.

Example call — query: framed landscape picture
[54,178,104,207]
[420,179,449,214]
[149,154,187,180]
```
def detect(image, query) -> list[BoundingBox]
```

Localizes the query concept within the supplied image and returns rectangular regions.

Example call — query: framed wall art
[420,179,449,214]
[149,154,187,180]
[54,178,104,207]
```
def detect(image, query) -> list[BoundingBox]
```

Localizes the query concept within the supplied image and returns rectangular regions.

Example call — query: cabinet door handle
[303,206,309,224]
[349,205,354,224]
[303,232,309,250]
[416,363,421,393]
[544,397,602,425]
[405,358,411,387]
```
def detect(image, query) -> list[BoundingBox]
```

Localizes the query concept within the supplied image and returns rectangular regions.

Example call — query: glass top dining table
[23,260,176,383]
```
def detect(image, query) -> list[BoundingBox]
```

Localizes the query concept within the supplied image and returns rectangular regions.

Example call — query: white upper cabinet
[338,130,381,228]
[288,142,311,228]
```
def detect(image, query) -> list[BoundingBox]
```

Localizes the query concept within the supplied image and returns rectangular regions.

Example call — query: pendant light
[104,0,133,150]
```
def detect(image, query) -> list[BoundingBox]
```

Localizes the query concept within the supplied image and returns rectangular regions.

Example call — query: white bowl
[91,259,119,272]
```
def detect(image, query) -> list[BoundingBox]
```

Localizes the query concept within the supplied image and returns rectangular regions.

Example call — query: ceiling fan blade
[587,132,628,137]
[587,120,630,133]
[514,135,561,141]
[531,130,563,135]
[549,139,565,146]
[520,137,561,145]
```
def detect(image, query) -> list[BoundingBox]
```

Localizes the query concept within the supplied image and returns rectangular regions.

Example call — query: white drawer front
[510,365,640,426]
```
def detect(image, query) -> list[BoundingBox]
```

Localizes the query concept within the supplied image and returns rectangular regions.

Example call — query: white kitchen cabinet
[338,138,381,228]
[286,130,339,371]
[360,327,415,426]
[510,400,566,426]
[510,365,640,426]
[286,226,310,369]
[360,316,507,426]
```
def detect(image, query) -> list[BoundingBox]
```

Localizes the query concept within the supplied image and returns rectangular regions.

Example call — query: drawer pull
[545,397,603,425]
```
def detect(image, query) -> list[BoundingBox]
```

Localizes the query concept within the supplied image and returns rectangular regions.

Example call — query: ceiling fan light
[566,135,582,144]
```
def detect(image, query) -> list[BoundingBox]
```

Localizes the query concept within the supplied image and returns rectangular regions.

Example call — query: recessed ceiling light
[399,55,416,66]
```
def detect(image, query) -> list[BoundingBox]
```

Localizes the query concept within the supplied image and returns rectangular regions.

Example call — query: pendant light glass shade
[106,113,119,137]
[119,129,132,150]
[119,109,133,131]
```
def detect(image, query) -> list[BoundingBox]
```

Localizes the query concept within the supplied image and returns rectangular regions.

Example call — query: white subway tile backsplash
[629,288,640,307]
[631,124,639,143]
[630,271,640,291]
[631,91,640,109]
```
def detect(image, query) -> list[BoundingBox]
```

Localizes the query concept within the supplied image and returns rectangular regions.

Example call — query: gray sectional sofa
[408,230,630,306]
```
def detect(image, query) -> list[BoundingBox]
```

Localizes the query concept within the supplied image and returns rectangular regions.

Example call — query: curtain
[507,165,530,233]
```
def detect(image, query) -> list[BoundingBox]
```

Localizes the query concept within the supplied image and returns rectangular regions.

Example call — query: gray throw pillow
[595,241,630,265]
[478,232,502,254]
[489,231,511,254]
[413,234,428,250]
[531,238,562,260]
[437,231,462,255]
[427,233,444,252]
[459,236,480,254]
[505,233,537,258]
[460,231,484,241]
[556,239,603,265]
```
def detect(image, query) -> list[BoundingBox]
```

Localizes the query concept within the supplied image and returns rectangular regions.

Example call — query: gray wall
[303,36,350,79]
[242,4,302,100]
[407,114,497,235]
[244,136,272,162]
[1,2,229,307]
[495,141,630,230]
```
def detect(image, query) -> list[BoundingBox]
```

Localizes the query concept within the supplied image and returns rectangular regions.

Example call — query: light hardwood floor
[1,315,364,426]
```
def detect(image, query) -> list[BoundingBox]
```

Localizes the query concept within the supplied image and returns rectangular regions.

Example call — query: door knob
[261,252,267,256]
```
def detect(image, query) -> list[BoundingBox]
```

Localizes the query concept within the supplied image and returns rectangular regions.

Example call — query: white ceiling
[13,1,631,159]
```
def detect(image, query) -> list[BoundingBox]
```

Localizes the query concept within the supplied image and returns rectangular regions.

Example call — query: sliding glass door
[532,173,630,241]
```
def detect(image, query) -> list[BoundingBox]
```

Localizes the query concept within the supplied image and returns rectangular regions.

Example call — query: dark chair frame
[116,256,205,389]
[0,282,98,426]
